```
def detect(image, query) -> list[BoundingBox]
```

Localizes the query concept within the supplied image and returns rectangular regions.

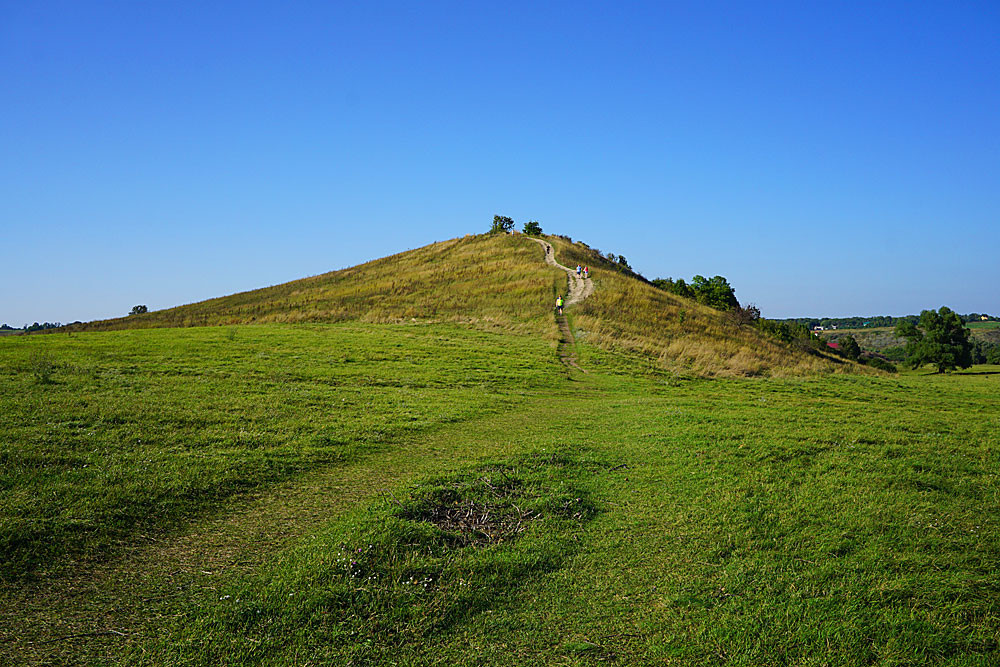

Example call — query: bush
[729,303,761,326]
[522,221,542,236]
[838,335,862,361]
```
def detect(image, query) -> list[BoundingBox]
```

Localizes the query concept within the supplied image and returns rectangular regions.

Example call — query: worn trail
[528,238,594,372]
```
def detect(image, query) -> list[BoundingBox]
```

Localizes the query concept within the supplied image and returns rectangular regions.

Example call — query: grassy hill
[64,232,853,378]
[66,233,560,337]
[2,232,998,664]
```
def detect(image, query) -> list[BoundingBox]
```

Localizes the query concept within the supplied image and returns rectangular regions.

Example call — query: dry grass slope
[68,234,562,337]
[547,236,862,377]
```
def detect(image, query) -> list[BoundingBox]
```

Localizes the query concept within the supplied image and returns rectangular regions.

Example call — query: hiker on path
[583,266,589,279]
[576,264,582,276]
[556,295,564,315]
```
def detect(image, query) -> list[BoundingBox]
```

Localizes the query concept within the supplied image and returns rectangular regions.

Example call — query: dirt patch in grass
[402,476,537,546]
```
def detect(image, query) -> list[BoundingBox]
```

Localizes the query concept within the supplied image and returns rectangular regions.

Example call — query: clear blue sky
[2,1,998,325]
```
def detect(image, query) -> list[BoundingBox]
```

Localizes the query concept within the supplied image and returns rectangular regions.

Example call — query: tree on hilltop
[130,305,148,315]
[490,215,515,234]
[894,306,972,372]
[522,220,542,236]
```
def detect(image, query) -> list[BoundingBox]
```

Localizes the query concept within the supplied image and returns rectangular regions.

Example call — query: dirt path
[528,238,594,372]
[529,238,594,306]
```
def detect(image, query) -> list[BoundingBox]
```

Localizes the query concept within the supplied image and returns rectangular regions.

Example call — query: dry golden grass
[547,236,865,377]
[68,234,563,338]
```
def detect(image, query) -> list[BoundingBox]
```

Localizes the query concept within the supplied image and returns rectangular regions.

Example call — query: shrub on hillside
[728,303,761,326]
[838,335,862,360]
[522,220,542,236]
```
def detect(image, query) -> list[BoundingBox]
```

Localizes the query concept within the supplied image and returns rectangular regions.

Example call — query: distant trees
[24,322,62,332]
[489,215,515,234]
[522,220,542,236]
[130,305,148,315]
[653,275,739,311]
[894,306,973,372]
[775,312,994,330]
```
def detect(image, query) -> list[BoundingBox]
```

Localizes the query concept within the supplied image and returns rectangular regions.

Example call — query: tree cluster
[652,275,739,311]
[894,306,973,372]
[23,322,62,332]
[489,215,544,237]
[489,215,515,234]
[130,305,149,315]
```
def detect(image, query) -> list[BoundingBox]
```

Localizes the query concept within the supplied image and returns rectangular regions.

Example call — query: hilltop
[64,232,853,377]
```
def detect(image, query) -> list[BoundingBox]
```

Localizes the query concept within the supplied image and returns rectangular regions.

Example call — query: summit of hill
[66,232,854,377]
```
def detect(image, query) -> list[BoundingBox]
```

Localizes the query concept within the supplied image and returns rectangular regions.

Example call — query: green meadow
[2,322,999,665]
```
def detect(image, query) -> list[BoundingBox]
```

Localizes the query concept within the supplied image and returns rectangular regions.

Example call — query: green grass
[3,323,998,665]
[114,370,1000,666]
[0,323,561,582]
[967,321,1000,330]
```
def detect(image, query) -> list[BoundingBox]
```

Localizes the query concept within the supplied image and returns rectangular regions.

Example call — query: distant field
[2,323,998,665]
[826,323,1000,352]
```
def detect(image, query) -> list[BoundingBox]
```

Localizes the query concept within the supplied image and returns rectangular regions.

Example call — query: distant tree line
[23,322,63,332]
[778,313,994,330]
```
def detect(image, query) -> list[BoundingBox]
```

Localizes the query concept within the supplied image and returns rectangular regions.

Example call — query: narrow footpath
[528,238,595,372]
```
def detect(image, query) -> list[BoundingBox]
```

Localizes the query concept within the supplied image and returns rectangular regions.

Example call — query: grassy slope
[546,236,853,377]
[65,233,559,336]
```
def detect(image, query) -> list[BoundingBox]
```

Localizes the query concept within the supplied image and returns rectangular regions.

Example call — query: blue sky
[2,1,998,325]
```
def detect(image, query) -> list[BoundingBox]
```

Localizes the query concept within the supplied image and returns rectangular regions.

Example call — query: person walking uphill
[556,294,564,315]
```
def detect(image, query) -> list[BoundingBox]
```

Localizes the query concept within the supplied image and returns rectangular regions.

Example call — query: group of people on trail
[556,265,591,315]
